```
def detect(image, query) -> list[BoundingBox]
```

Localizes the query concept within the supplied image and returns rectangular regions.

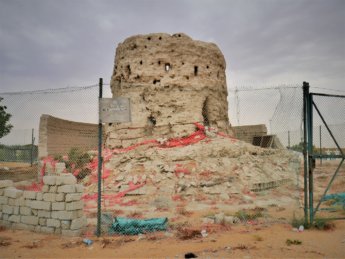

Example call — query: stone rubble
[81,129,301,216]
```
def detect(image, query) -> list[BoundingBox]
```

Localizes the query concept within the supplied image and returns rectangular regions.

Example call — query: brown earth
[0,208,344,258]
[0,162,37,182]
[1,160,344,258]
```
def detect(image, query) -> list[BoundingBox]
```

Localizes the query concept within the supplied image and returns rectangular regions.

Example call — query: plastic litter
[201,229,208,238]
[298,225,304,232]
[83,238,93,246]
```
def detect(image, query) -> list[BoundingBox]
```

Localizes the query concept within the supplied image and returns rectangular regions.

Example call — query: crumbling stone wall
[0,175,86,236]
[39,114,99,158]
[106,33,232,148]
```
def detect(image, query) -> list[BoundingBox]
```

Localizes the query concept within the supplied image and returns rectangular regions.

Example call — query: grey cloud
[0,0,344,91]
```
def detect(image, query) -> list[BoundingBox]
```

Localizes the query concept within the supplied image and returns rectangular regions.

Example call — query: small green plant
[176,206,192,216]
[286,239,302,246]
[53,154,64,162]
[63,148,92,180]
[313,218,335,231]
[291,212,309,229]
[234,207,265,221]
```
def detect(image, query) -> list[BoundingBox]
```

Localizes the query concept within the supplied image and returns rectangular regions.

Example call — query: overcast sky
[0,0,344,92]
[0,0,344,146]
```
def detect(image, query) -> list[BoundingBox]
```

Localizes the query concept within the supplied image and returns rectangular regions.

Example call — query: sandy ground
[0,215,344,258]
[1,160,344,258]
[0,162,37,182]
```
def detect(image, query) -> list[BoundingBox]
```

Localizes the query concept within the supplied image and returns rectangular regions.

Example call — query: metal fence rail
[1,82,343,237]
[303,82,345,225]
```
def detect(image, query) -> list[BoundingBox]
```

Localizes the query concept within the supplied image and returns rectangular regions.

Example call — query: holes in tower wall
[165,63,171,71]
[148,115,156,126]
[202,98,210,126]
[126,65,131,77]
[194,66,198,76]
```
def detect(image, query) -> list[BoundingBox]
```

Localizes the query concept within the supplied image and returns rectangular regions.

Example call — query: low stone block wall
[0,174,86,236]
[232,124,268,144]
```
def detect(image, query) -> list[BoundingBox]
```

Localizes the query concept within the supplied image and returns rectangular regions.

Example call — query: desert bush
[313,218,335,230]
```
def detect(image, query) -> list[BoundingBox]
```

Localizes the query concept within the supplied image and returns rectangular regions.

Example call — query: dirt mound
[81,124,300,214]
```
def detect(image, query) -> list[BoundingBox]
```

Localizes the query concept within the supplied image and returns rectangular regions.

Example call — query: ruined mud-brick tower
[106,33,232,148]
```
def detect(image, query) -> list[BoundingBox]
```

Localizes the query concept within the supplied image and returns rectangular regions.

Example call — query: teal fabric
[322,192,345,207]
[109,217,168,235]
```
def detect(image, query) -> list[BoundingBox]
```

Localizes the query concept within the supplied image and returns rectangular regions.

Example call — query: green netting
[109,217,168,235]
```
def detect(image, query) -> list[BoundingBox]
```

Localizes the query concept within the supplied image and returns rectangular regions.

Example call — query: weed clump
[235,207,265,221]
[313,218,335,231]
[291,214,306,229]
[286,239,302,246]
[54,147,92,180]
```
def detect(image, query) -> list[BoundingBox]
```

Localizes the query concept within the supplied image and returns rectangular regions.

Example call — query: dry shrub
[204,223,231,233]
[253,235,263,241]
[61,240,83,248]
[314,218,336,231]
[176,206,193,216]
[100,238,111,248]
[127,211,143,218]
[233,244,248,250]
[0,236,11,247]
[146,232,165,241]
[112,210,125,216]
[176,226,201,240]
[235,207,266,221]
[22,240,42,249]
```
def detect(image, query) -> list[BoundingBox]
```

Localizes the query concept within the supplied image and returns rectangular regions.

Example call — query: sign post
[96,79,131,237]
[96,78,103,237]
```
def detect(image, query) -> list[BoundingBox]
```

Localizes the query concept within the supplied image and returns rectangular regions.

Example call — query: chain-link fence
[0,85,113,183]
[307,92,345,222]
[92,85,306,236]
[2,83,341,237]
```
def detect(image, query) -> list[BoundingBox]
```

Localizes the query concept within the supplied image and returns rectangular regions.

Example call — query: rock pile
[81,125,300,215]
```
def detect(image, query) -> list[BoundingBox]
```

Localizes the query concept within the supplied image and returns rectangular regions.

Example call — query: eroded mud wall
[106,33,232,148]
[38,115,99,157]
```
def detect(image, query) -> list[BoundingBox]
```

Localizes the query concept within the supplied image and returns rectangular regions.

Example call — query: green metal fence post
[319,125,322,165]
[97,78,103,237]
[303,82,309,226]
[30,128,34,166]
[307,88,314,225]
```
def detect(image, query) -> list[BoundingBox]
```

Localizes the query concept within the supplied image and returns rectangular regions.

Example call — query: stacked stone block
[0,175,86,236]
[232,124,268,144]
